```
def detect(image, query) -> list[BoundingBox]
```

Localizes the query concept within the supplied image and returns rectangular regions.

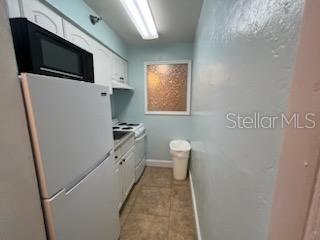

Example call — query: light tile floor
[119,167,196,240]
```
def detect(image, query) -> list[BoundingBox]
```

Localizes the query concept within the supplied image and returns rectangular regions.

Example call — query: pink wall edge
[268,0,320,239]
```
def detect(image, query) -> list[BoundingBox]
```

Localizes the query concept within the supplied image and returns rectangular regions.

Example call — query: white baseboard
[146,159,173,168]
[189,171,202,240]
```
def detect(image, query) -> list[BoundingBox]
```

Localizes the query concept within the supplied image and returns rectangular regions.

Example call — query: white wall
[0,1,46,239]
[190,0,305,239]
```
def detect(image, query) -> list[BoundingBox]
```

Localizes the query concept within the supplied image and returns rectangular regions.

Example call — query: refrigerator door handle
[65,152,111,195]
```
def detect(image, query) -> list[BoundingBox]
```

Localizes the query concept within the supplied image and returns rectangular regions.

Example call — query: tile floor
[119,167,197,240]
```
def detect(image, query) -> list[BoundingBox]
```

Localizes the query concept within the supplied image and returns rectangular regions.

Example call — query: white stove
[112,119,146,182]
[112,119,145,138]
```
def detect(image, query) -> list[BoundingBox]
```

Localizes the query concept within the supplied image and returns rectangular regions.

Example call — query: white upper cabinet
[93,42,113,94]
[112,55,128,84]
[123,60,128,84]
[64,21,112,92]
[6,0,128,91]
[5,0,21,18]
[111,55,120,81]
[63,20,93,53]
[20,0,64,37]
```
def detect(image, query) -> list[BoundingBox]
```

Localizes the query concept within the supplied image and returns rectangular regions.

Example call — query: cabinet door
[122,147,136,198]
[63,20,93,53]
[120,60,128,84]
[114,163,123,211]
[119,59,125,83]
[5,0,21,18]
[21,0,64,37]
[93,43,113,94]
[111,55,120,82]
[118,59,128,83]
[111,55,128,84]
[123,60,128,84]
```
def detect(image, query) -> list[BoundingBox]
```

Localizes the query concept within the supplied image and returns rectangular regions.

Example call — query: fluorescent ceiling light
[121,0,158,40]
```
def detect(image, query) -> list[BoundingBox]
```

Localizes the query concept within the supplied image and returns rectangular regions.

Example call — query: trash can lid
[170,140,191,152]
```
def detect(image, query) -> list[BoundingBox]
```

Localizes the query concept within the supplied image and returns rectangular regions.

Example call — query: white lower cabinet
[114,145,135,210]
[114,163,123,210]
[123,147,135,198]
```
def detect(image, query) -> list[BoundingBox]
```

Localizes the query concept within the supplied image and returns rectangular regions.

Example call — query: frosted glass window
[145,61,191,115]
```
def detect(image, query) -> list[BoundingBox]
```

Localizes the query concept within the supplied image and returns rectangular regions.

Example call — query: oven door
[134,132,146,181]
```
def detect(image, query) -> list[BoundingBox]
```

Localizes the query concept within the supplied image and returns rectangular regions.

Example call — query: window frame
[144,60,192,115]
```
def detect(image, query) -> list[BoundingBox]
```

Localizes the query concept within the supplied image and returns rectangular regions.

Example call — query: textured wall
[113,43,193,160]
[45,0,128,58]
[190,0,304,239]
[0,1,46,239]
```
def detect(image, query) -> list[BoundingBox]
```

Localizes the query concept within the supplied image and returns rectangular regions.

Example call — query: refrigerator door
[43,154,120,240]
[21,73,113,198]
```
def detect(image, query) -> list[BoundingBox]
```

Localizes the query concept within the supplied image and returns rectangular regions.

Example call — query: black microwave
[9,18,94,83]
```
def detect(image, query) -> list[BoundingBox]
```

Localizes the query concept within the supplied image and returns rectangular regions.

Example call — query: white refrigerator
[21,73,120,240]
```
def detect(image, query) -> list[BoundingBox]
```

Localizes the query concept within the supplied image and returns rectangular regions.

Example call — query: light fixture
[120,0,158,40]
[90,15,102,25]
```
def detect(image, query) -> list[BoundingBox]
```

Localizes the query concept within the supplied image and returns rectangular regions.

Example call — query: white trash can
[170,140,191,180]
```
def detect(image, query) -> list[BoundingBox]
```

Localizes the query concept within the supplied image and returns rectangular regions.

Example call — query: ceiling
[84,0,203,45]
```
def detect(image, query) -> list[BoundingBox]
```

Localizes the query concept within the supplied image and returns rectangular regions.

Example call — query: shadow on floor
[119,167,196,240]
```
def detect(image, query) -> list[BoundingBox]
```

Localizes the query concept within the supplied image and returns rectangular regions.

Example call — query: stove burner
[127,123,139,126]
[119,123,127,126]
[122,127,133,130]
[113,127,120,129]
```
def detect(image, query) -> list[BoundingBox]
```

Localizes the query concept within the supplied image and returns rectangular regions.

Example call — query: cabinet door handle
[123,158,126,163]
[115,156,118,159]
[120,161,123,165]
